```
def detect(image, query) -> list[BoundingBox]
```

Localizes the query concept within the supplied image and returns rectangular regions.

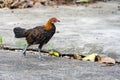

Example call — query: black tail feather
[13,27,26,38]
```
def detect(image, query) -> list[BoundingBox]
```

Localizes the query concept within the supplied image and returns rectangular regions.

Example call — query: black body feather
[13,24,56,47]
[13,27,26,38]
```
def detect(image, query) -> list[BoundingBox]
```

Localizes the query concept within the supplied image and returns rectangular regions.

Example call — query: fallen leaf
[73,54,82,60]
[98,57,116,64]
[82,53,98,62]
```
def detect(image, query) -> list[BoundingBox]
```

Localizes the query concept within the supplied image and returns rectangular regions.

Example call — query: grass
[0,36,4,49]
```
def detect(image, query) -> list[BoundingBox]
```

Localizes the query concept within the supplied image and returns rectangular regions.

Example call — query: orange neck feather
[44,20,53,30]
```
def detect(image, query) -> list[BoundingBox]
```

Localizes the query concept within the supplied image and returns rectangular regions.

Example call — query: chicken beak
[57,20,60,22]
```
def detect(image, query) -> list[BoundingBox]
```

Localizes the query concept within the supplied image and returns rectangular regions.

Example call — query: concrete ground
[0,1,120,80]
[0,50,120,80]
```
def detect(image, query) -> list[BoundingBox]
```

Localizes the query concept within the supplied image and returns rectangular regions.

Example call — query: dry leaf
[73,54,82,60]
[98,57,116,64]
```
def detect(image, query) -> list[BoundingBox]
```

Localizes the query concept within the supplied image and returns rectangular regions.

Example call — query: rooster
[13,17,60,59]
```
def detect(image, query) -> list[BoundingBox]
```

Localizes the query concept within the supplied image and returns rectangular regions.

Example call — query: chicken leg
[23,44,29,56]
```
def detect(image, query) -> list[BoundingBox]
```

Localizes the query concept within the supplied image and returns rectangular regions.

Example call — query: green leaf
[79,0,90,2]
[82,53,98,62]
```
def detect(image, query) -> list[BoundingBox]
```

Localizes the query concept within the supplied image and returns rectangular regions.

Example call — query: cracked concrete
[0,1,120,80]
